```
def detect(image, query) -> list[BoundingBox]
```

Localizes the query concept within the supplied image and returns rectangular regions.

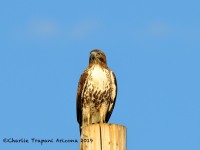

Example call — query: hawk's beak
[90,52,96,60]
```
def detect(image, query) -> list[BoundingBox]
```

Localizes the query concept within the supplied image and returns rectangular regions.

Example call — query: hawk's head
[89,49,107,66]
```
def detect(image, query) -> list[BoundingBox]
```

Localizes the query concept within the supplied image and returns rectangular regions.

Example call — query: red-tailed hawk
[76,49,117,134]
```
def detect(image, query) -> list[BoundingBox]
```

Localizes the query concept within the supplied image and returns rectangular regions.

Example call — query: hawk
[76,49,117,134]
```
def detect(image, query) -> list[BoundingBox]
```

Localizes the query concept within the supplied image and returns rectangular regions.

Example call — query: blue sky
[0,0,200,149]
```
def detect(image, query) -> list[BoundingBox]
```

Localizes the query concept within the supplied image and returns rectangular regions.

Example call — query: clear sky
[0,0,200,150]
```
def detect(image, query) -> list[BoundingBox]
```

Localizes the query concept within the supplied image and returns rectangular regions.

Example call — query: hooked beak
[90,51,96,60]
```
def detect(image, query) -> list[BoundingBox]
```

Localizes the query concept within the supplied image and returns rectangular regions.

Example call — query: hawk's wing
[105,71,117,122]
[76,70,88,126]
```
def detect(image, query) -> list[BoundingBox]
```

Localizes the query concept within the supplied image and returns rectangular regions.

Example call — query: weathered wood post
[80,123,126,150]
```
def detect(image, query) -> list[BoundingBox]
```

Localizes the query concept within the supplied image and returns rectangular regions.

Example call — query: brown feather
[76,71,88,125]
[105,71,117,122]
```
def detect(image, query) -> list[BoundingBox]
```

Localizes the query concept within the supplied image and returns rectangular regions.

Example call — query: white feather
[88,65,110,89]
[110,71,116,101]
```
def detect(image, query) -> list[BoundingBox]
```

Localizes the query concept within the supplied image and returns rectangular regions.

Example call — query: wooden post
[80,123,126,150]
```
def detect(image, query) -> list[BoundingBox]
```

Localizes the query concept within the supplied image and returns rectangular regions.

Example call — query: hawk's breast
[83,65,111,109]
[89,65,110,88]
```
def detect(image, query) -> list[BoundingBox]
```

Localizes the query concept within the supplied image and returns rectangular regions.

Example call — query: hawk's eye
[99,57,104,62]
